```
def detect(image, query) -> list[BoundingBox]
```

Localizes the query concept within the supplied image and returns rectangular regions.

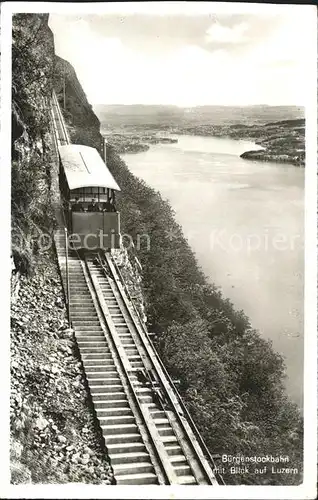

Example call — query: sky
[48,2,315,107]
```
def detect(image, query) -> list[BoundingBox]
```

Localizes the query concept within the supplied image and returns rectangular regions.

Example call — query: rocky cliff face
[11,14,56,274]
[11,14,104,275]
[12,14,55,157]
[10,14,113,484]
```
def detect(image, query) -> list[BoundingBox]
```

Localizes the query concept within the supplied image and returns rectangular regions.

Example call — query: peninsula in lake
[178,118,305,166]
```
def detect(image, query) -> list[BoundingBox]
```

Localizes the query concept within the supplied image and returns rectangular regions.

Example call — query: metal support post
[64,226,70,324]
[103,137,107,165]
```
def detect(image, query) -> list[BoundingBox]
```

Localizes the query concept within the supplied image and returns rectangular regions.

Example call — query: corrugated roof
[59,144,121,191]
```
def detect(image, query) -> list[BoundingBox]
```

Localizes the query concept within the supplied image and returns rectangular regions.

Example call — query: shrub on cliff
[11,14,56,275]
[11,152,54,275]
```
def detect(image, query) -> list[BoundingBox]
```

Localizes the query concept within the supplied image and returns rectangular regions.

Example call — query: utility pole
[64,226,70,325]
[103,137,107,165]
[63,60,66,110]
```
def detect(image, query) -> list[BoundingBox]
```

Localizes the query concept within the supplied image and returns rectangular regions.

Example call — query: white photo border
[1,2,317,499]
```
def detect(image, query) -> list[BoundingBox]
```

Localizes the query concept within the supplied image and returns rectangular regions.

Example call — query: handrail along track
[51,90,70,146]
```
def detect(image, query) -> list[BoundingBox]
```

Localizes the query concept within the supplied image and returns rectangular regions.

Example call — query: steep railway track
[51,90,70,146]
[54,238,220,485]
[87,252,221,484]
[51,91,223,486]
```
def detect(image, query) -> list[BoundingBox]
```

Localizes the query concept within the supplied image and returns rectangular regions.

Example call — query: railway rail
[51,90,70,146]
[51,91,223,485]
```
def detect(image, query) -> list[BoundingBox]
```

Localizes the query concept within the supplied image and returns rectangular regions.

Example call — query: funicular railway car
[59,144,121,250]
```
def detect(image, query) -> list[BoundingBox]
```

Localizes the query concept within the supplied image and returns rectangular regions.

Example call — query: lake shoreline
[105,117,305,167]
[169,119,305,167]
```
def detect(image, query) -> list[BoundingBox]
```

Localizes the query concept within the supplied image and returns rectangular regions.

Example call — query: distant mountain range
[94,104,305,128]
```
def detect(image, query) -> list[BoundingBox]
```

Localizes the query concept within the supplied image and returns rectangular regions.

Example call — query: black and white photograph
[1,1,317,498]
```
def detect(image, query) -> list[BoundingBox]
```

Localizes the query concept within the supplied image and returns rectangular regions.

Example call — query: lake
[122,134,304,406]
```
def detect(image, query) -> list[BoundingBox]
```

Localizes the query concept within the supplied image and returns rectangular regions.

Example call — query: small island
[104,131,178,154]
